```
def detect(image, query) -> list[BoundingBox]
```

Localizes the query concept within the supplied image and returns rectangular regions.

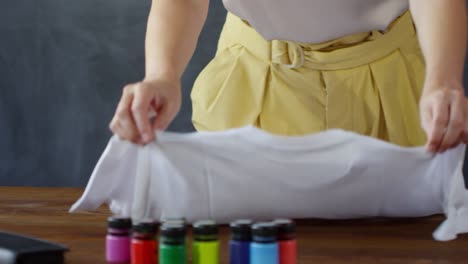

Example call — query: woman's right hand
[109,78,181,144]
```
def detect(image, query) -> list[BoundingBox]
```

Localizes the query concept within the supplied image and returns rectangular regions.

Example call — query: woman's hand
[109,0,208,144]
[109,78,181,144]
[420,81,468,153]
[410,0,467,153]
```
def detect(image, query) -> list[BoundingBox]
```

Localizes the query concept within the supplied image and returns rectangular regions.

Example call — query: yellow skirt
[191,11,427,147]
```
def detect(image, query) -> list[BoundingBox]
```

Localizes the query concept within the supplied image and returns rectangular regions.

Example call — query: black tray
[0,231,68,264]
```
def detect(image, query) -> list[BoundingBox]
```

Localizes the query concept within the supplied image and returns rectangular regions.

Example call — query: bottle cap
[252,222,277,243]
[193,220,218,241]
[107,217,132,229]
[273,219,296,240]
[132,221,158,235]
[230,219,253,241]
[160,222,186,245]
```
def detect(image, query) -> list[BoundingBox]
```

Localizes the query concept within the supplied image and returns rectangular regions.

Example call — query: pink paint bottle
[106,216,132,263]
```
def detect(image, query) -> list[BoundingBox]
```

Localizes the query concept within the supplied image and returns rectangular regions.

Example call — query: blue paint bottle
[229,219,253,264]
[250,222,278,264]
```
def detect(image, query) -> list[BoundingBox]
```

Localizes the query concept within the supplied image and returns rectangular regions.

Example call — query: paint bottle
[250,222,279,264]
[229,219,253,264]
[192,220,219,264]
[273,219,297,264]
[131,221,158,264]
[159,222,187,264]
[106,216,132,263]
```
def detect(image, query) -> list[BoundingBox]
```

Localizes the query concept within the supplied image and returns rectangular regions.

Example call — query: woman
[109,0,467,153]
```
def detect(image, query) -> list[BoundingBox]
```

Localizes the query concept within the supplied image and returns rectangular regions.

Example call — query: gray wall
[0,0,225,186]
[0,1,466,186]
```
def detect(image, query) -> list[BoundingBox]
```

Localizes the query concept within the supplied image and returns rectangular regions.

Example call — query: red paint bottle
[273,219,296,264]
[131,221,158,264]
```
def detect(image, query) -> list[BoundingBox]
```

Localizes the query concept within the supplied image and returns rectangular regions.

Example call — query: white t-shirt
[222,0,409,43]
[71,126,468,241]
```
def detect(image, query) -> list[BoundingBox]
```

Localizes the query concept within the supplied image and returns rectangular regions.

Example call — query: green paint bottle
[159,222,187,264]
[192,220,219,264]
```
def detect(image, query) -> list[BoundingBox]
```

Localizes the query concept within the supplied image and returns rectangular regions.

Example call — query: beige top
[222,0,409,43]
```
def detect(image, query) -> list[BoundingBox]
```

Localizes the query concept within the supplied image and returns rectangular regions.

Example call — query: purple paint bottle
[106,216,132,263]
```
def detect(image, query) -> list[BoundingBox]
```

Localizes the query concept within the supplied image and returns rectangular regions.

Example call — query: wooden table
[1,187,468,263]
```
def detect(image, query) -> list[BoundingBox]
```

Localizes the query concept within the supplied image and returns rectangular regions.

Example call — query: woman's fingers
[109,84,141,143]
[425,93,450,152]
[151,100,177,132]
[131,83,156,143]
[462,98,468,144]
[439,90,464,151]
[109,78,182,145]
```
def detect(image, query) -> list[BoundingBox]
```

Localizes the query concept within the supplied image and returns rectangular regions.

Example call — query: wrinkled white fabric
[70,126,468,241]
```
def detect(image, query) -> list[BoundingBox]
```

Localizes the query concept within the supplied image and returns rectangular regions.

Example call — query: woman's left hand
[420,81,468,153]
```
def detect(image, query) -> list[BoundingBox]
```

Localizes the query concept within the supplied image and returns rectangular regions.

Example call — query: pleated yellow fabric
[191,11,426,147]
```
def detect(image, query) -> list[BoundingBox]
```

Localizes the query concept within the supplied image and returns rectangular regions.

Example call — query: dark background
[0,1,467,186]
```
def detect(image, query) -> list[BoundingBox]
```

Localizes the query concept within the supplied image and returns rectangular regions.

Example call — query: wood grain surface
[0,187,467,263]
